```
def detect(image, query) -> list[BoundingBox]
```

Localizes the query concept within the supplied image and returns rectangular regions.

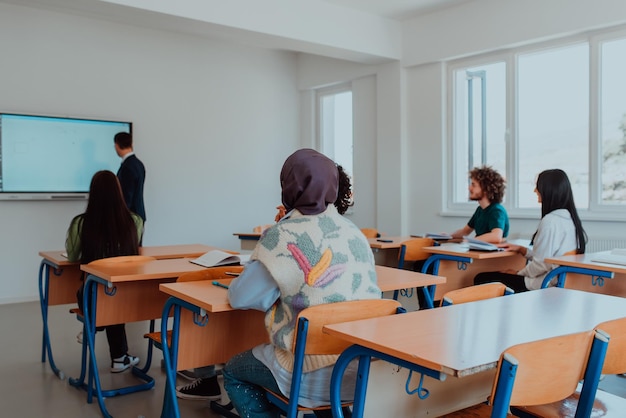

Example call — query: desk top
[324,288,626,378]
[423,243,516,260]
[159,265,445,313]
[81,258,207,283]
[368,236,414,249]
[375,265,444,291]
[39,244,216,265]
[545,251,626,275]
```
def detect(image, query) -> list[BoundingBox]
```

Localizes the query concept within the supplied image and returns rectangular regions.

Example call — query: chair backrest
[441,282,514,307]
[595,317,626,374]
[293,299,402,355]
[488,330,607,417]
[360,228,380,238]
[87,255,156,266]
[398,238,435,269]
[177,265,245,282]
[266,298,402,417]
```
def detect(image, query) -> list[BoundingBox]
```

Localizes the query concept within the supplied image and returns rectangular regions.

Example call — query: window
[600,37,626,206]
[448,29,626,219]
[452,62,506,204]
[317,85,353,178]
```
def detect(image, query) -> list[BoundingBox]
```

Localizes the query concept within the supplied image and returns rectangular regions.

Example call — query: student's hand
[501,269,520,275]
[498,243,527,256]
[498,243,519,252]
[274,205,286,222]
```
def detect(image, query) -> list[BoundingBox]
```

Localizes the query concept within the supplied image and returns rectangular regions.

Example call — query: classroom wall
[0,3,300,303]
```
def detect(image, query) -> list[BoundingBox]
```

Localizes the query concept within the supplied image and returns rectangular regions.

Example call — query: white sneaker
[111,354,140,373]
[76,331,83,344]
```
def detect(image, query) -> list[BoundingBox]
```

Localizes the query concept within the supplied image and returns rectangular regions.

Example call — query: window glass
[319,90,353,176]
[517,43,589,208]
[600,37,626,205]
[452,62,506,203]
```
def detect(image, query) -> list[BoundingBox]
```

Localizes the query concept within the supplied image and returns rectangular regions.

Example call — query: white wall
[0,3,300,303]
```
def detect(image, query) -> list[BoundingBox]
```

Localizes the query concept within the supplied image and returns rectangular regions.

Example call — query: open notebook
[190,250,251,268]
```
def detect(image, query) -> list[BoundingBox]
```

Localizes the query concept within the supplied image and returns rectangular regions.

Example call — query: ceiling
[0,0,477,63]
[321,0,474,20]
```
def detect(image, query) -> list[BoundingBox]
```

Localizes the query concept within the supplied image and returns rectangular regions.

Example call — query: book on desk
[190,250,251,267]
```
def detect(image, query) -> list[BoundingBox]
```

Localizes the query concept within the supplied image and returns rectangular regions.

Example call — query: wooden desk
[233,232,261,251]
[38,244,216,379]
[367,236,413,266]
[72,257,208,418]
[422,243,526,300]
[375,265,445,309]
[543,251,625,296]
[157,265,444,418]
[325,288,626,417]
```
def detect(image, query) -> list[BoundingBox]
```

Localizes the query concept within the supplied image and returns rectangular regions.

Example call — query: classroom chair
[512,316,626,418]
[263,299,404,418]
[441,330,608,418]
[440,282,514,307]
[360,228,380,238]
[397,237,435,269]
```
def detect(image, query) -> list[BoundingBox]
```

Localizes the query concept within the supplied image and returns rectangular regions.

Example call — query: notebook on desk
[465,237,503,252]
[591,249,626,266]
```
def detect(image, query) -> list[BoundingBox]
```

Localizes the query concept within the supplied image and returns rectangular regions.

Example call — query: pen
[212,281,229,290]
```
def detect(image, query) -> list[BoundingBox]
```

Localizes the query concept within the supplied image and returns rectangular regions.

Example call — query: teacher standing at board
[114,132,146,224]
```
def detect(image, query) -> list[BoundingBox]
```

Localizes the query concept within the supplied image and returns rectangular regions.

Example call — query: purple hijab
[280,149,338,215]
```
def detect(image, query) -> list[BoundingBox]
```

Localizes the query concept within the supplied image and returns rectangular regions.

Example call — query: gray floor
[1,301,225,418]
[4,300,626,418]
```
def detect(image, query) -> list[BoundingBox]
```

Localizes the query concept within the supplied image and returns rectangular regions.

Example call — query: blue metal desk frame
[38,258,70,379]
[541,265,615,289]
[418,253,473,308]
[68,273,156,418]
[330,345,446,418]
[159,296,209,418]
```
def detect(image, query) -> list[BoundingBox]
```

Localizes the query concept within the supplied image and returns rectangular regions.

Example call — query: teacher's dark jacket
[117,154,146,222]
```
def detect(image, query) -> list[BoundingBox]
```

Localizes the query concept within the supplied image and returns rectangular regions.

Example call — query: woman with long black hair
[474,169,587,292]
[65,170,144,373]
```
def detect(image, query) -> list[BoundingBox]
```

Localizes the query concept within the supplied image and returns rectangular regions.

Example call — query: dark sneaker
[176,376,221,400]
[111,354,140,373]
[177,369,197,381]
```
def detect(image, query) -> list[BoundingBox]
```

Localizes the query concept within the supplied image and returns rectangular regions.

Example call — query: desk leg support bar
[330,345,446,418]
[161,297,208,418]
[541,266,614,289]
[39,260,64,379]
[69,275,155,418]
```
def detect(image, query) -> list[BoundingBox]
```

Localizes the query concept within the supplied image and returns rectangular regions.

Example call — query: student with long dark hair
[474,169,587,292]
[65,170,144,373]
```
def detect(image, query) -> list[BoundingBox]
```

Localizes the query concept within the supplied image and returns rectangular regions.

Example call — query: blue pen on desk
[212,281,229,290]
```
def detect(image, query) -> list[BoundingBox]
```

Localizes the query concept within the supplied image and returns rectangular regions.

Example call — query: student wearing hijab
[274,162,353,221]
[474,169,587,292]
[221,149,380,418]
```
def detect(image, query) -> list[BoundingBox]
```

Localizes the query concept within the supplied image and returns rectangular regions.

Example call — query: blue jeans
[223,350,353,418]
[222,350,282,418]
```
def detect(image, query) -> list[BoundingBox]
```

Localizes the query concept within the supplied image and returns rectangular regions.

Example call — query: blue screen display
[0,113,131,195]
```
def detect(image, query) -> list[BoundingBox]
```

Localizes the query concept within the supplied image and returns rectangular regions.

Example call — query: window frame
[445,27,626,222]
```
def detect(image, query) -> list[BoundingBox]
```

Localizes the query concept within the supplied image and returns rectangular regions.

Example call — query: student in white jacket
[474,169,587,292]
